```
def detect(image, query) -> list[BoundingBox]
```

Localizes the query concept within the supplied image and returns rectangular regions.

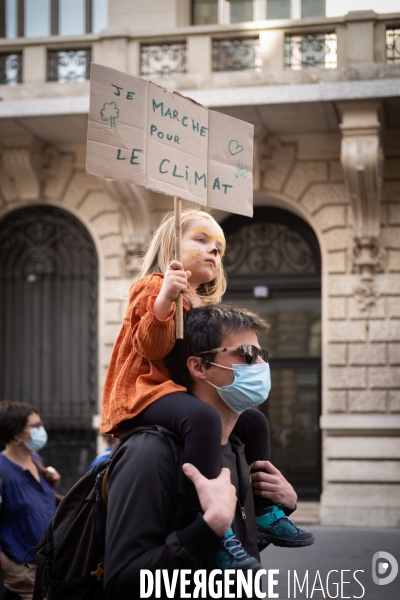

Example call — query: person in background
[0,401,60,600]
[87,434,119,471]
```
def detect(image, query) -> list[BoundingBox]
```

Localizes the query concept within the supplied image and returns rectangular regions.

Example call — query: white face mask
[205,362,271,414]
[22,426,48,452]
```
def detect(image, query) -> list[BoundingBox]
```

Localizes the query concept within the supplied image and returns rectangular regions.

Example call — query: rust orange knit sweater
[100,274,188,434]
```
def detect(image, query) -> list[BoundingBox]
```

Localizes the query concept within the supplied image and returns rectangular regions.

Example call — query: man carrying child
[104,305,311,599]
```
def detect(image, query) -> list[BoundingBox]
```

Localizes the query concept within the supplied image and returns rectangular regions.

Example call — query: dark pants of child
[232,407,274,510]
[127,392,272,510]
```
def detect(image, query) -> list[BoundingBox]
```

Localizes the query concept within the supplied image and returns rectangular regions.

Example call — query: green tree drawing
[100,101,120,130]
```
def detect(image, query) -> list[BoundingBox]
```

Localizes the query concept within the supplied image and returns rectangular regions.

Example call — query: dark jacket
[104,429,260,600]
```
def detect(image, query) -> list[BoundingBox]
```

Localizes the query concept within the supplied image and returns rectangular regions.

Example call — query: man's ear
[187,356,208,380]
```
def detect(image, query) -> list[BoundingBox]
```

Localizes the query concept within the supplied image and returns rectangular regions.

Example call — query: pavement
[259,526,400,600]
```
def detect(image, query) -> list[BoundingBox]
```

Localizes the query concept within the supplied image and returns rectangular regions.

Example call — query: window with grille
[0,51,22,84]
[0,0,108,38]
[48,48,91,82]
[192,0,326,24]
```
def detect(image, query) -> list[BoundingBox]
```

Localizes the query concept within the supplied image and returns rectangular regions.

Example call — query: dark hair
[166,304,270,392]
[0,400,38,444]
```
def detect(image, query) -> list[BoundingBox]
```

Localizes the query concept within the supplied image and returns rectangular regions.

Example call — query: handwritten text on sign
[86,64,253,217]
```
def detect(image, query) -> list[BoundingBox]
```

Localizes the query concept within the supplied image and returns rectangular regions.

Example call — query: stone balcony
[0,10,399,100]
[0,10,399,150]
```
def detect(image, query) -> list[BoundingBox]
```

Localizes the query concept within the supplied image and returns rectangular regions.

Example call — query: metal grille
[284,33,337,69]
[386,28,400,63]
[224,221,318,275]
[0,205,98,427]
[212,37,260,72]
[140,43,186,76]
[0,52,22,85]
[40,429,97,495]
[48,48,91,82]
[0,206,98,492]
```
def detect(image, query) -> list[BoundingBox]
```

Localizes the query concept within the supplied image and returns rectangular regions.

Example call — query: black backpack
[32,426,184,600]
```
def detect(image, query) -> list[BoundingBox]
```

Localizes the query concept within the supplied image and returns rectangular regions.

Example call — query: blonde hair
[139,209,227,305]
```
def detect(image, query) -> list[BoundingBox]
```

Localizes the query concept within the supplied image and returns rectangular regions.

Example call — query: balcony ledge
[0,76,399,119]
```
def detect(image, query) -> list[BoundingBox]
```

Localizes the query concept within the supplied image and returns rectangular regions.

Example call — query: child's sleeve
[129,275,177,361]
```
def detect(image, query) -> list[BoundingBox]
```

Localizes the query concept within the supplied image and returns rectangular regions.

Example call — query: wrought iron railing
[212,37,260,72]
[386,28,400,63]
[285,33,337,70]
[0,52,22,85]
[48,48,91,82]
[140,43,186,76]
[224,222,318,276]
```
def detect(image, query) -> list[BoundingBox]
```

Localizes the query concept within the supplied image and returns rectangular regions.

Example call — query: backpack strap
[32,522,54,600]
[153,426,186,496]
[118,424,186,495]
[100,425,185,506]
[101,468,108,505]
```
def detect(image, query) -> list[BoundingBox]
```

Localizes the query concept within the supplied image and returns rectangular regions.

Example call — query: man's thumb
[182,463,204,485]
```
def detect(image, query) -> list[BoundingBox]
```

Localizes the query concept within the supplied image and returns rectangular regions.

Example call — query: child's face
[181,218,225,288]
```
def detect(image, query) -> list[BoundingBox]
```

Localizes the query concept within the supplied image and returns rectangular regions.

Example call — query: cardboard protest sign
[87,64,254,217]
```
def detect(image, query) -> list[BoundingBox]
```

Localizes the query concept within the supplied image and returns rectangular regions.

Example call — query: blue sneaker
[256,505,315,548]
[205,528,261,570]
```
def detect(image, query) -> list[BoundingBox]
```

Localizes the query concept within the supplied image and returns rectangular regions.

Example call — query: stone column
[339,101,385,309]
[320,102,400,527]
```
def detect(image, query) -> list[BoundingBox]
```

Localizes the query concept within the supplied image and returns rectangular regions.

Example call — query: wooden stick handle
[174,196,184,339]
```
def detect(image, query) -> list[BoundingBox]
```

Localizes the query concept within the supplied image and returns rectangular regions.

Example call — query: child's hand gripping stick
[174,197,184,339]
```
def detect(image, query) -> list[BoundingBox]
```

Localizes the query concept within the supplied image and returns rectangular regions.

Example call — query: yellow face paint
[192,227,224,244]
[191,227,225,254]
[184,249,202,263]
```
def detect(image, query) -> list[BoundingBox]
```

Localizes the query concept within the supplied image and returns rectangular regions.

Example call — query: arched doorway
[222,207,321,499]
[0,205,98,492]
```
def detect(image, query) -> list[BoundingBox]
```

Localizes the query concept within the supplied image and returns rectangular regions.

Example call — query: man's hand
[182,463,236,536]
[250,460,297,510]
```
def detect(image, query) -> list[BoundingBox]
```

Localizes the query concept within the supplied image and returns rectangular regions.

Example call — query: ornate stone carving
[0,142,74,204]
[339,102,385,310]
[354,278,379,312]
[42,147,74,200]
[0,154,19,203]
[104,180,152,278]
[349,235,386,275]
[0,142,153,281]
[224,221,318,276]
[259,136,296,192]
[123,241,145,278]
[0,144,42,202]
[339,102,384,272]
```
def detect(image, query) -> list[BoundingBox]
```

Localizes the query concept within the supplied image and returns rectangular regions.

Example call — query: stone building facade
[0,0,399,523]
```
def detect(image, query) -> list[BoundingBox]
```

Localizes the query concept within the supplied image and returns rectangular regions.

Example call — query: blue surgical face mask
[22,426,48,452]
[205,362,271,414]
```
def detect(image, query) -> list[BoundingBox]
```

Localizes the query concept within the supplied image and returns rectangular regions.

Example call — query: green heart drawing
[228,140,244,156]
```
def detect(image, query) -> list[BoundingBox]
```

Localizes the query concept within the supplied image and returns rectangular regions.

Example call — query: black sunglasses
[197,345,269,365]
